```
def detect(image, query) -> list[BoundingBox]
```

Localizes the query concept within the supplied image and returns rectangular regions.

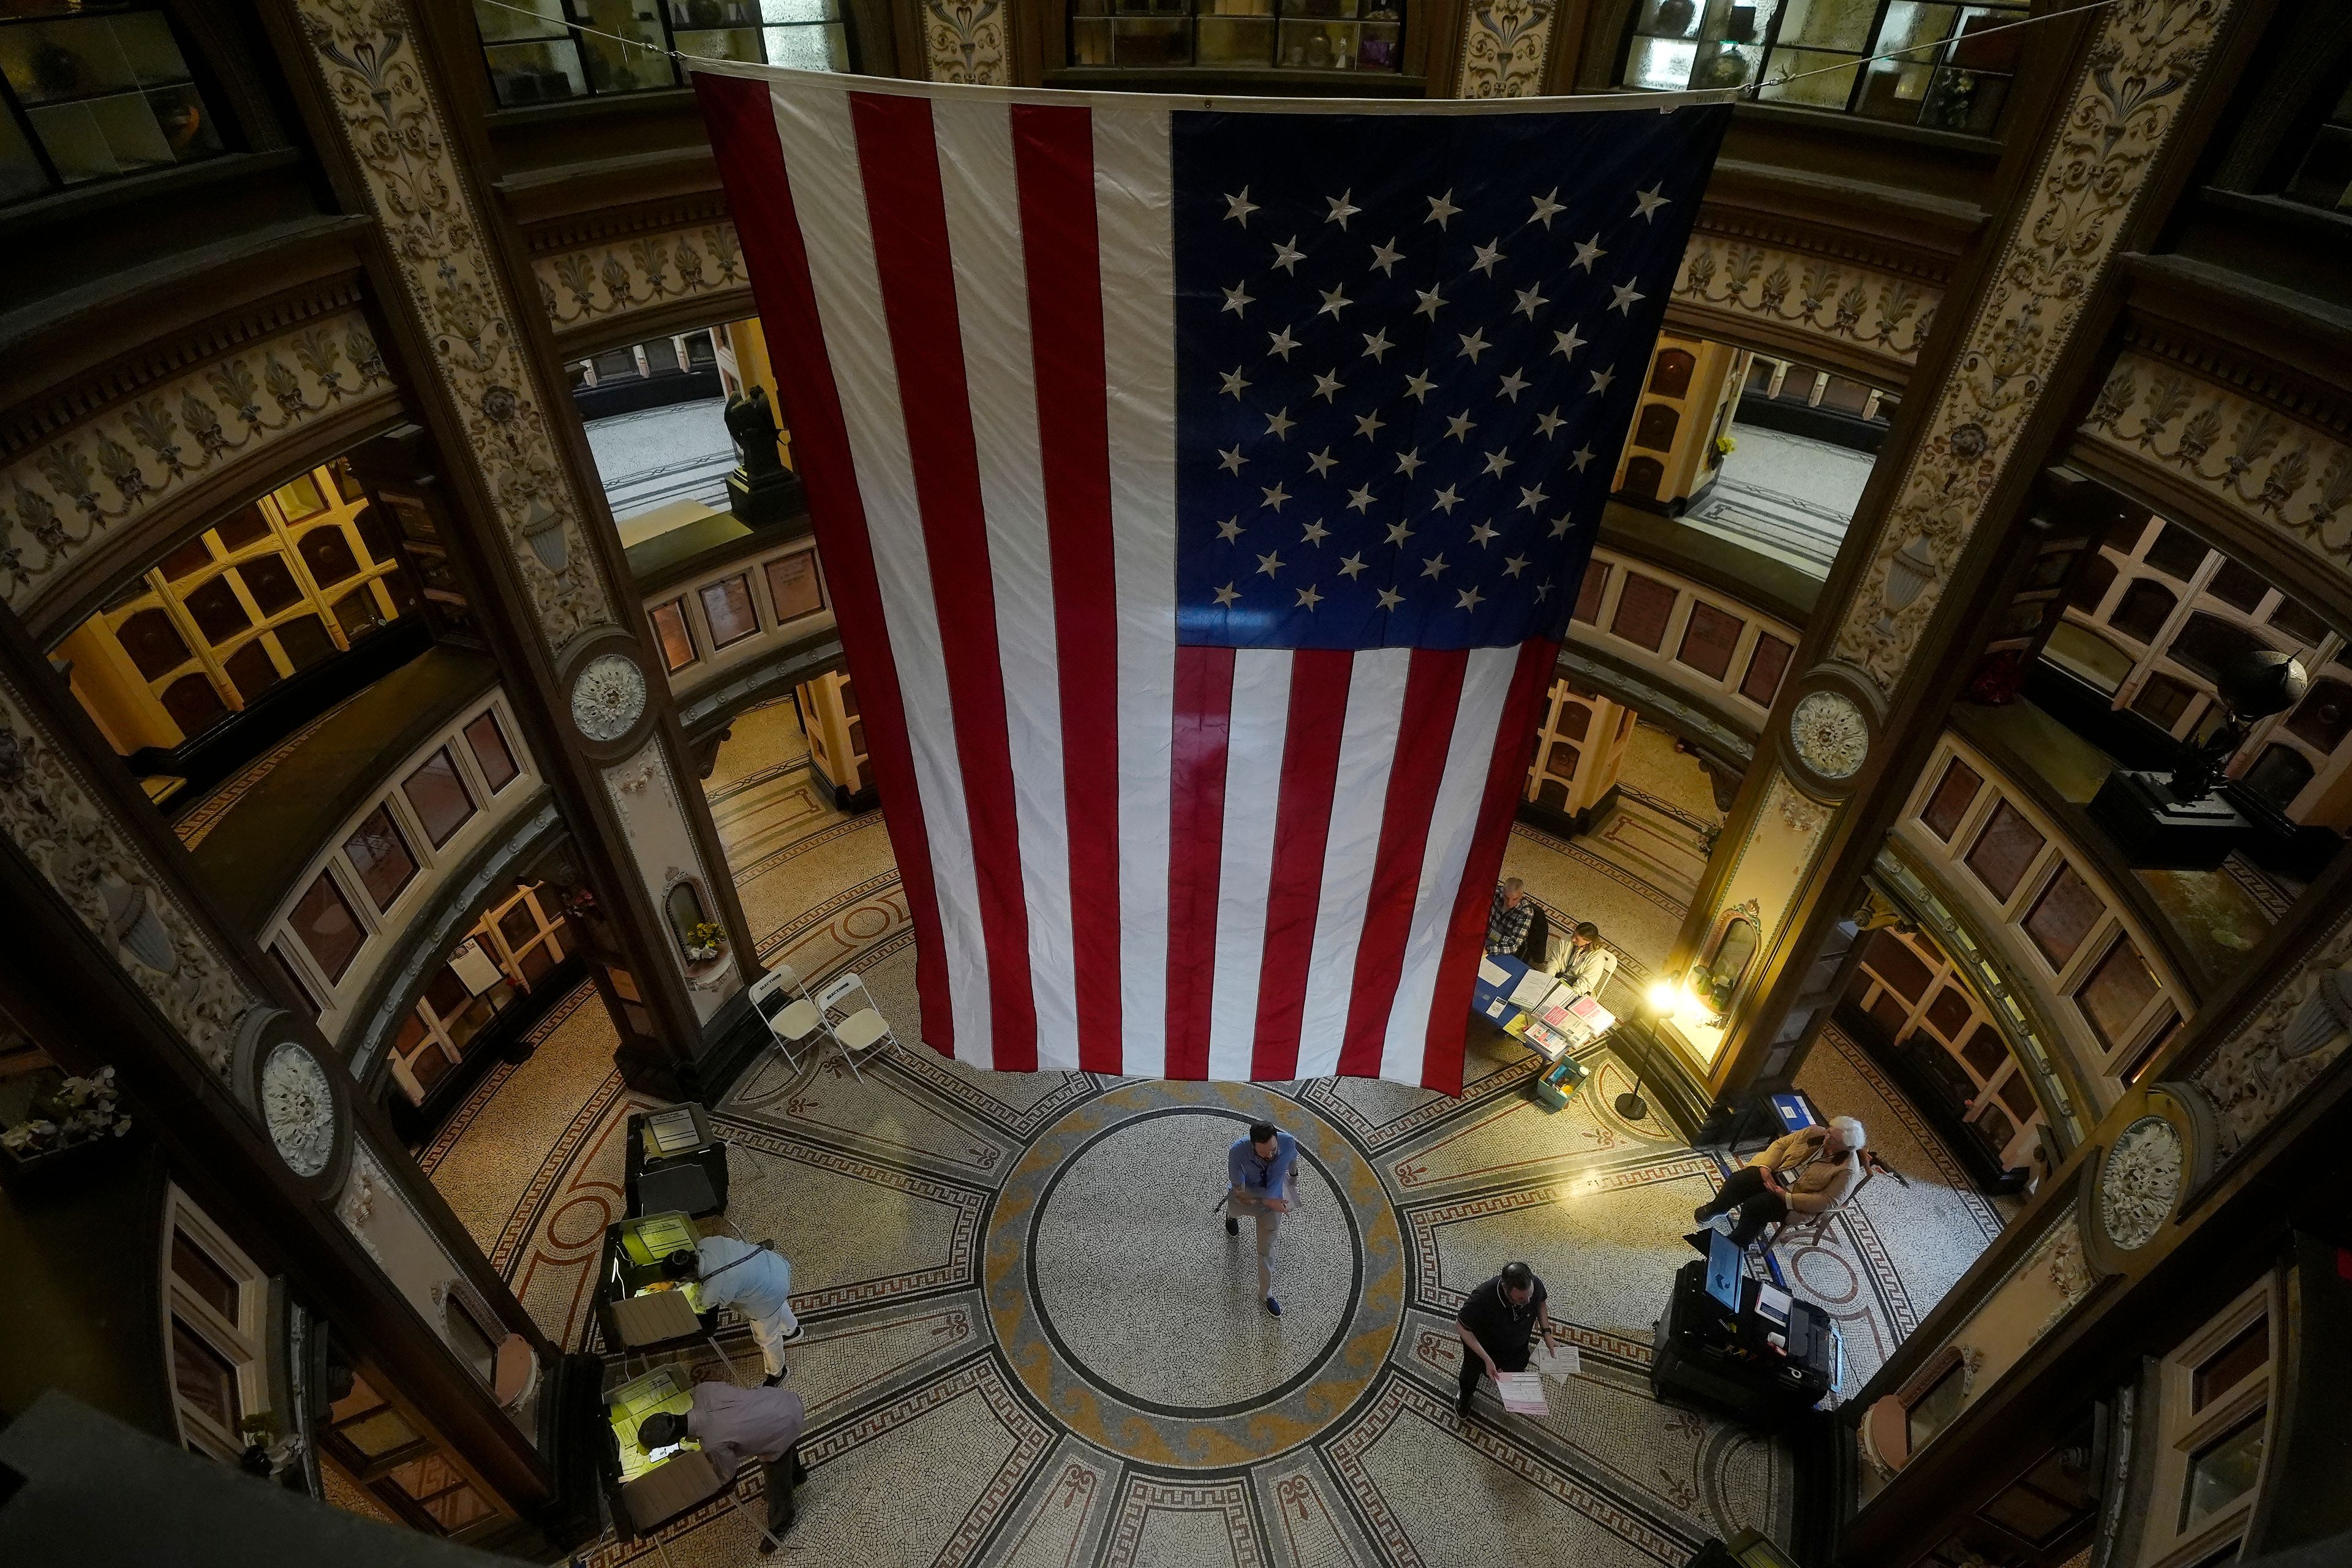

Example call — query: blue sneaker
[1265,1296,1283,1317]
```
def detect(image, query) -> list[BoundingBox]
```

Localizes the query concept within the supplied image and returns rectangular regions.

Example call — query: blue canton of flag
[1174,105,1726,651]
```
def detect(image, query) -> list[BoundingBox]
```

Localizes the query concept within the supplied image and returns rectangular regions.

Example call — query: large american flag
[694,66,1725,1093]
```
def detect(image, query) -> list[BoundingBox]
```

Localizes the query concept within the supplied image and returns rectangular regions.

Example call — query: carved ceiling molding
[1455,0,1558,99]
[2187,900,2352,1167]
[2113,317,2352,439]
[294,0,613,649]
[0,676,258,1080]
[1672,232,1938,372]
[1689,208,1957,288]
[924,0,1009,84]
[1,308,394,611]
[2,276,374,455]
[532,219,750,336]
[2083,350,2352,586]
[521,192,735,258]
[1828,0,2237,696]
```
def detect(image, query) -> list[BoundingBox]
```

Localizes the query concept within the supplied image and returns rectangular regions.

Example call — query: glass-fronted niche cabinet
[1068,0,1403,73]
[55,461,418,799]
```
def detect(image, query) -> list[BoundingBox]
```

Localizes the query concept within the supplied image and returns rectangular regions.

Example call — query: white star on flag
[1572,235,1605,271]
[1471,240,1504,276]
[1218,445,1246,473]
[1634,184,1670,220]
[1264,408,1293,439]
[1213,582,1240,606]
[1325,190,1359,228]
[1223,188,1257,224]
[1271,236,1305,273]
[1216,516,1243,541]
[1223,282,1253,316]
[1369,238,1404,274]
[1552,325,1585,360]
[1297,584,1324,608]
[1267,327,1298,360]
[1361,328,1393,361]
[1530,188,1564,227]
[1305,447,1337,477]
[1609,280,1646,315]
[1425,190,1460,228]
[1255,550,1284,577]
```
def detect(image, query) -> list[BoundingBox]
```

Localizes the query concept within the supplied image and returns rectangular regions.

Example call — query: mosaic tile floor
[418,703,2006,1566]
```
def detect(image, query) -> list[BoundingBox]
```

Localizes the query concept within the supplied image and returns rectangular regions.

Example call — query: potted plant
[684,922,728,964]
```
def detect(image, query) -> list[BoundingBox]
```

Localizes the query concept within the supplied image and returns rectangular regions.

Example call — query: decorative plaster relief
[2034,1213,2093,1340]
[0,682,255,1078]
[2190,903,2352,1164]
[295,0,612,646]
[1829,0,2235,695]
[570,651,647,744]
[1789,690,1869,780]
[535,223,748,334]
[1455,0,1557,99]
[262,1040,338,1177]
[924,0,1007,85]
[2096,1114,2182,1253]
[1673,235,1937,369]
[1,312,391,609]
[2084,352,2352,580]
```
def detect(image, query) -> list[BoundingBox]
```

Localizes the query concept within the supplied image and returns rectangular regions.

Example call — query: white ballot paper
[1477,957,1512,988]
[1496,1370,1549,1416]
[1509,970,1561,1009]
[1536,1343,1581,1379]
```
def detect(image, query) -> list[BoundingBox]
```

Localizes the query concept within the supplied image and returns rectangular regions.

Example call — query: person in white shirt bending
[662,1235,802,1384]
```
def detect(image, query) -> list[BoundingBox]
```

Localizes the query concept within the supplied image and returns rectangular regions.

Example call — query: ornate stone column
[1663,0,2253,1109]
[273,0,757,1080]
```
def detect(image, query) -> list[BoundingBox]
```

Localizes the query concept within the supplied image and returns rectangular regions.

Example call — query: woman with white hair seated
[1691,1115,1868,1248]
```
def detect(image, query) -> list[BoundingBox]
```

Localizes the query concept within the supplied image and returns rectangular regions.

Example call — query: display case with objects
[624,1104,729,1218]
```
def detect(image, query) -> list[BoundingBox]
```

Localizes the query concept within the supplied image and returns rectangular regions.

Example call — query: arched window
[1618,455,1665,502]
[1618,0,2027,134]
[1648,348,1696,398]
[1632,403,1681,451]
[2285,678,2352,753]
[2242,745,2315,812]
[2168,612,2270,685]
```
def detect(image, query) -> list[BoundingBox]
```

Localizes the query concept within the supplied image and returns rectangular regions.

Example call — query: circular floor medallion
[988,1081,1404,1469]
[1030,1109,1357,1415]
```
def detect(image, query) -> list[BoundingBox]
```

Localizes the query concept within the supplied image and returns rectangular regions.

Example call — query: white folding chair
[815,970,900,1081]
[748,964,827,1069]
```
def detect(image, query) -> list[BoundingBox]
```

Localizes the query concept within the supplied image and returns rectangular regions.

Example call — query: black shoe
[1225,1215,1239,1237]
[762,1371,786,1387]
[1692,1205,1711,1226]
[1455,1393,1472,1419]
[1265,1296,1282,1317]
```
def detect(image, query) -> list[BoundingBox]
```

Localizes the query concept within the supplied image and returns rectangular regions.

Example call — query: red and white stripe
[696,67,1555,1092]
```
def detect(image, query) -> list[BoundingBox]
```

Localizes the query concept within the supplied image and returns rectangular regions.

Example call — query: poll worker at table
[638,1380,808,1553]
[1692,1115,1868,1247]
[1558,922,1616,1000]
[1226,1120,1300,1318]
[1487,878,1536,956]
[662,1234,802,1384]
[1455,1261,1558,1417]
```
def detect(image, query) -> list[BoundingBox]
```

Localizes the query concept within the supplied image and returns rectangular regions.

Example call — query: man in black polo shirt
[1455,1261,1558,1417]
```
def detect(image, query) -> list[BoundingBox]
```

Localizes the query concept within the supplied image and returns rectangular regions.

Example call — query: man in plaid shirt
[1487,879,1536,957]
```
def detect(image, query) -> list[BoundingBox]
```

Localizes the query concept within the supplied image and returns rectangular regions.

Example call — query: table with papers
[1469,951,1615,1109]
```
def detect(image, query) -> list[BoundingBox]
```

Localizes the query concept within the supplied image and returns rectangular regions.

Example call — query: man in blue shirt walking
[1226,1120,1299,1317]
